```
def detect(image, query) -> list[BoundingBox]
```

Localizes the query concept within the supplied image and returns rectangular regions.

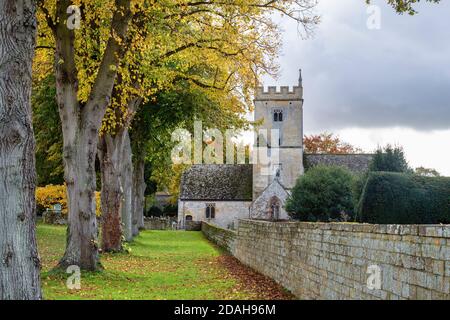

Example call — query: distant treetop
[303,132,363,154]
[367,0,440,15]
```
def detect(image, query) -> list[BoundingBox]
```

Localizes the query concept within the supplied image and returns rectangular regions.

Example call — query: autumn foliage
[303,132,362,154]
[36,184,101,216]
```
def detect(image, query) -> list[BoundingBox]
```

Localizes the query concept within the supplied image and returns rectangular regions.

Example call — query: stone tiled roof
[180,164,253,201]
[304,154,374,173]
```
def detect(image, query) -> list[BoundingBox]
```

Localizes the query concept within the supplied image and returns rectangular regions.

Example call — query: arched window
[205,203,216,219]
[185,215,193,221]
[273,109,283,122]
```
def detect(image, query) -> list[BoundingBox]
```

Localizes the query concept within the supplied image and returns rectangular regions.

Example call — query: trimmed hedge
[357,172,450,224]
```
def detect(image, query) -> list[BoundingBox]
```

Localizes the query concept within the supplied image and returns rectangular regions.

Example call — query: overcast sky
[260,0,450,176]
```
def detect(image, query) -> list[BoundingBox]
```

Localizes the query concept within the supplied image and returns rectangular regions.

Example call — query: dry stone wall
[304,154,373,173]
[143,217,177,230]
[234,220,450,300]
[202,222,236,253]
[203,220,450,300]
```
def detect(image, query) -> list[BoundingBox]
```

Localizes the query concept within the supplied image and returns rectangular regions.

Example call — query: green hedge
[357,172,450,224]
[286,165,355,222]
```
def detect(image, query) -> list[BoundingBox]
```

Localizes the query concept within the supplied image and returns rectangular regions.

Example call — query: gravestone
[43,203,67,225]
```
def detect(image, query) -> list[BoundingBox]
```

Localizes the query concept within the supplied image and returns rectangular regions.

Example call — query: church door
[269,196,281,220]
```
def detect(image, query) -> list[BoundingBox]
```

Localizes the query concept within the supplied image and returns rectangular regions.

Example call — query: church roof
[180,164,253,201]
[304,154,374,173]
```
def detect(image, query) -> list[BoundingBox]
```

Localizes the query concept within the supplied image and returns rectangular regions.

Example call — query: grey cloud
[265,0,450,132]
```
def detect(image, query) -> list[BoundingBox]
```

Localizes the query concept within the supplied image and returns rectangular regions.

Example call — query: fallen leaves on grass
[215,255,295,300]
[38,226,293,300]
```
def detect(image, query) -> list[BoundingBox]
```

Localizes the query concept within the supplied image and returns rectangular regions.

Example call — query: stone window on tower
[273,109,283,122]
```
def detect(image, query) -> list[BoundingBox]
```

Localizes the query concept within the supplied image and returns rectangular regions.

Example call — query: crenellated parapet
[254,85,303,101]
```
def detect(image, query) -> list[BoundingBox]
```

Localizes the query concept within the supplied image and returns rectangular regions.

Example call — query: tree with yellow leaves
[35,0,319,269]
[36,0,133,270]
[97,0,320,251]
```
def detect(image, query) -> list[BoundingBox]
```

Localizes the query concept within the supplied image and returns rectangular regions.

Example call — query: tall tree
[96,0,319,250]
[0,0,41,299]
[37,0,133,270]
[35,0,318,263]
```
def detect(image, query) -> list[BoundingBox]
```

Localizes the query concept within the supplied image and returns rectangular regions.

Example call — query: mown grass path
[37,224,293,300]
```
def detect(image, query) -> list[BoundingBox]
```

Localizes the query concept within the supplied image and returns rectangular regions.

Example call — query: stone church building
[178,70,373,229]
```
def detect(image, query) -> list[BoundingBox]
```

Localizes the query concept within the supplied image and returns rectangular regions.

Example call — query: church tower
[253,70,304,199]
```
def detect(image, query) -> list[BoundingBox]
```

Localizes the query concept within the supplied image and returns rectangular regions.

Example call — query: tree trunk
[98,127,134,250]
[98,134,123,252]
[121,132,133,241]
[0,0,41,299]
[52,0,132,270]
[58,129,101,269]
[98,94,142,247]
[132,151,146,236]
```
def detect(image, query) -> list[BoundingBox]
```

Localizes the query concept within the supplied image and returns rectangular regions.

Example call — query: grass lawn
[37,224,292,300]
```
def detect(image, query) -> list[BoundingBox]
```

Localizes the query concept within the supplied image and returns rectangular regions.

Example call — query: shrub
[36,184,101,217]
[357,172,450,224]
[146,206,163,217]
[286,165,355,222]
[162,204,178,217]
[35,184,66,214]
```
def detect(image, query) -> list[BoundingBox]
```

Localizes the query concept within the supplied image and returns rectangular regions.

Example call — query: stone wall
[304,154,373,174]
[143,217,177,230]
[185,220,202,231]
[202,222,236,254]
[232,220,450,300]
